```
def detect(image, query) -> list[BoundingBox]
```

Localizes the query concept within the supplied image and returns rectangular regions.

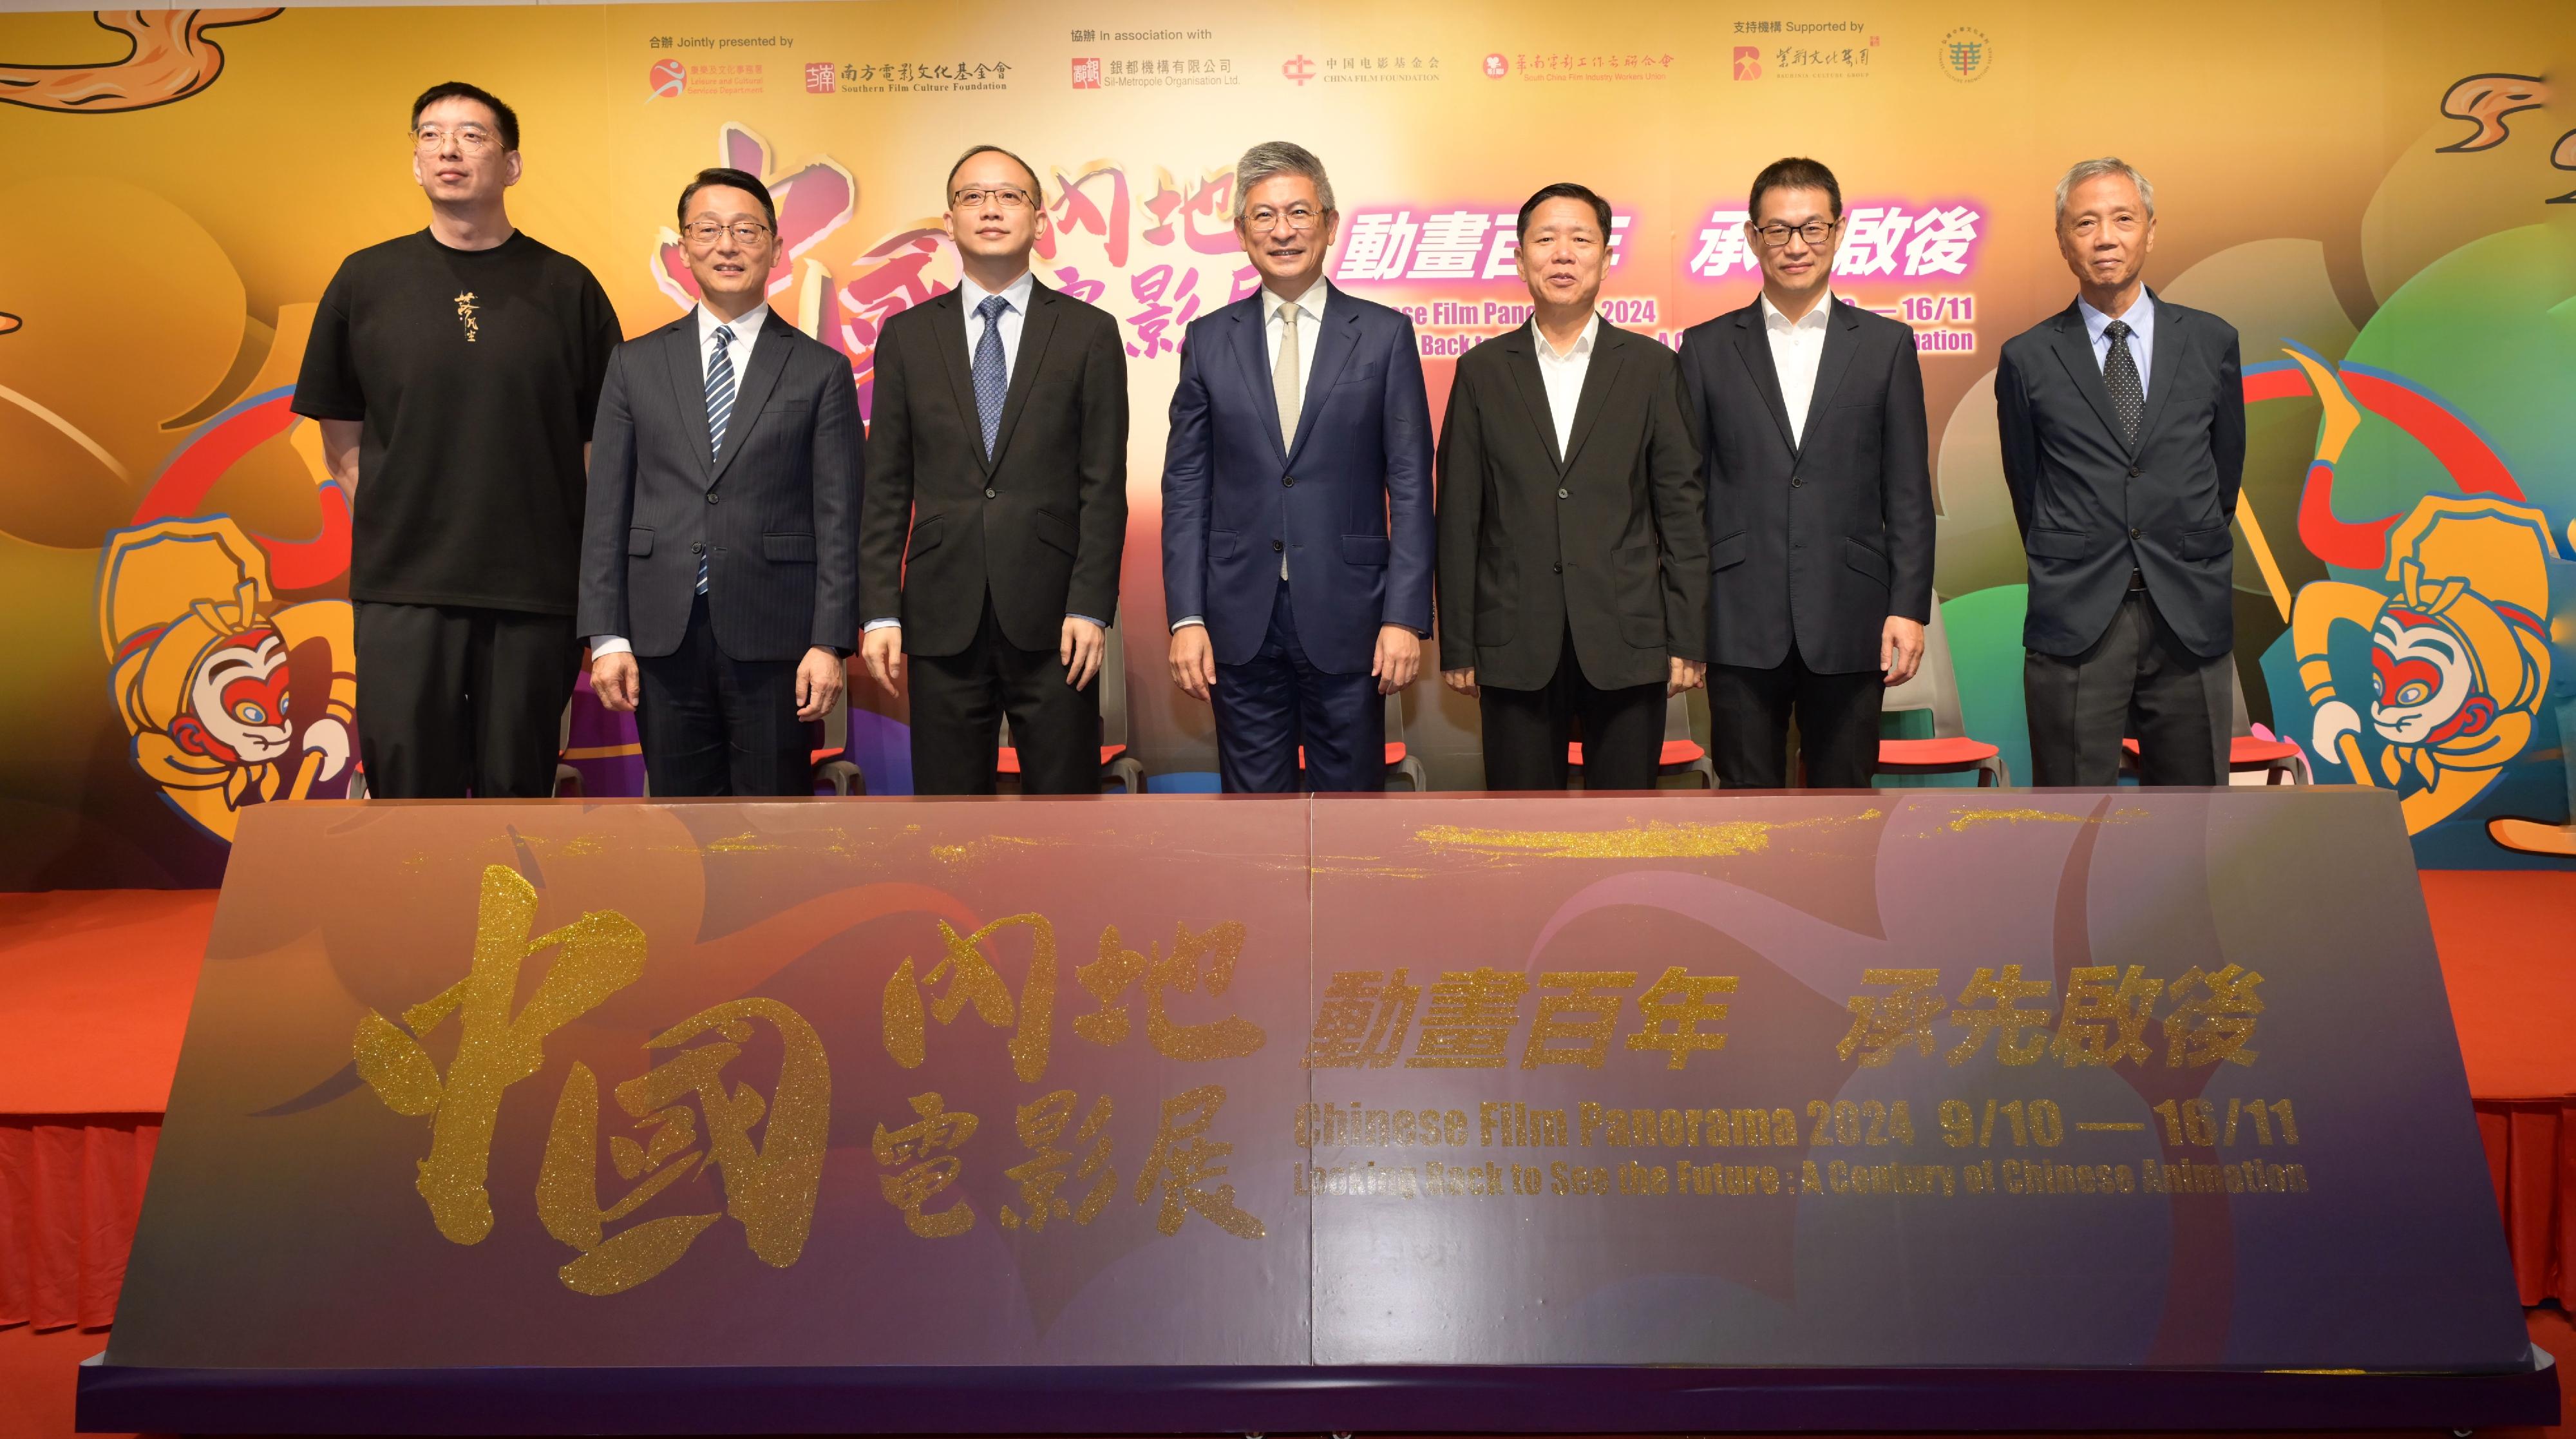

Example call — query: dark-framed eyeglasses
[1751,220,1837,247]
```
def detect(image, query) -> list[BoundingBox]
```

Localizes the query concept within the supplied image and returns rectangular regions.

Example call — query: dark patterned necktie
[2102,318,2143,447]
[972,294,1010,457]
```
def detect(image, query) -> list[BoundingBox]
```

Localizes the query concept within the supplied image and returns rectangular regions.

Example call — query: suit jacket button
[2130,527,2142,538]
[1792,476,1806,487]
[1283,475,1295,488]
[1557,487,1570,499]
[690,540,705,555]
[985,486,998,499]
[705,491,719,504]
[1272,540,1284,553]
[1552,562,1563,574]
[2128,466,2141,478]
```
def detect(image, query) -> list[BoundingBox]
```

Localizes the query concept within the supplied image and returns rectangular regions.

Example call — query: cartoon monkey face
[170,627,292,764]
[2369,610,2479,745]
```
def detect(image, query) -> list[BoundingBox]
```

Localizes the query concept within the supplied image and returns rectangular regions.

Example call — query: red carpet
[1,875,2570,1439]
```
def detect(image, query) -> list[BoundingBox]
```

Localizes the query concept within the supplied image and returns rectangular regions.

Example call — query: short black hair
[1515,182,1612,241]
[945,144,1043,201]
[410,82,518,151]
[677,167,777,229]
[1749,157,1842,220]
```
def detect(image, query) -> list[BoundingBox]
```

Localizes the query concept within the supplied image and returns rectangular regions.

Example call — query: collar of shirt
[1530,312,1600,363]
[2078,289,2154,350]
[960,269,1036,322]
[1263,276,1329,327]
[1759,290,1834,335]
[696,302,767,379]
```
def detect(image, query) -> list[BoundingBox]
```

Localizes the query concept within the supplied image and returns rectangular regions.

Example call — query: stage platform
[5,868,2572,1439]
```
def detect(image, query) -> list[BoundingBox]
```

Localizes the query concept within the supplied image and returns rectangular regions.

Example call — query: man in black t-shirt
[293,80,622,798]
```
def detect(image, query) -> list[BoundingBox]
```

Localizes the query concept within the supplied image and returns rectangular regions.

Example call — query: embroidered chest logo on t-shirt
[453,291,480,343]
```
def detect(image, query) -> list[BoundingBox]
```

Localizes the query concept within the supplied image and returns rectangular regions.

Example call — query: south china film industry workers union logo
[1940,27,1992,82]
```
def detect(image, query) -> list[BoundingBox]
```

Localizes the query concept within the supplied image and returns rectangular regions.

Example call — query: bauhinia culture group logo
[1732,45,1761,81]
[1938,26,1992,82]
[649,58,687,100]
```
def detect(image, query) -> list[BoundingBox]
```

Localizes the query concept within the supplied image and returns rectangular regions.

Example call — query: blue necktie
[972,294,1010,458]
[701,325,735,594]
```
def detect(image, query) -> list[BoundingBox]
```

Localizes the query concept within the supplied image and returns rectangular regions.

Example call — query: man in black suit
[1437,183,1708,791]
[860,144,1129,794]
[578,167,863,796]
[1997,157,2245,786]
[1677,157,1935,790]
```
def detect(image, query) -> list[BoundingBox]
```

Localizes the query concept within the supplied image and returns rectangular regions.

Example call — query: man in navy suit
[1160,141,1435,792]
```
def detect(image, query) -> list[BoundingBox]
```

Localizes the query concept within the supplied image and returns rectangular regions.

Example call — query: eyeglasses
[951,186,1036,211]
[1751,220,1837,247]
[1243,204,1325,233]
[681,220,775,248]
[413,125,500,153]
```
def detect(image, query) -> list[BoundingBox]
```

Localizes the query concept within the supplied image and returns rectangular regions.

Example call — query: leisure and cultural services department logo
[649,58,687,100]
[1938,26,1992,82]
[1732,45,1761,80]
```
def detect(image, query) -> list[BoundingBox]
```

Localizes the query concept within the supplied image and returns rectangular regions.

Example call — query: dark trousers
[1479,628,1665,791]
[908,596,1102,795]
[1211,584,1383,793]
[352,602,580,799]
[2025,587,2230,786]
[633,595,809,797]
[1708,643,1886,789]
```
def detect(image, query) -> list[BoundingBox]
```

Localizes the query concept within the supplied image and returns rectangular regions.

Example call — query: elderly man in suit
[1436,182,1709,791]
[859,144,1129,794]
[1996,157,2246,786]
[1676,156,1935,790]
[580,166,863,796]
[1161,140,1435,792]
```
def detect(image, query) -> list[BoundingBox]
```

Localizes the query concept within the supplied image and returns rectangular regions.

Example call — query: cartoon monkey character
[97,519,356,841]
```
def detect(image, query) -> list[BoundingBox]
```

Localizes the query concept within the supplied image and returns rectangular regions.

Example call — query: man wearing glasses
[1676,157,1935,790]
[860,144,1129,794]
[294,82,623,798]
[1161,141,1434,792]
[578,167,863,796]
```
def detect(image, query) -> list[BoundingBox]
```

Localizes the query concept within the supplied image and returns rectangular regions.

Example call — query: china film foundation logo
[1732,46,1761,80]
[649,58,687,100]
[1938,26,1993,82]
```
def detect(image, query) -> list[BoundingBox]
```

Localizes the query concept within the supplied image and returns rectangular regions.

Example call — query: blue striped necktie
[700,323,735,594]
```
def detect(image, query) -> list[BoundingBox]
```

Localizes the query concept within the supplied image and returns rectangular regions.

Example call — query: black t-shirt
[294,229,622,614]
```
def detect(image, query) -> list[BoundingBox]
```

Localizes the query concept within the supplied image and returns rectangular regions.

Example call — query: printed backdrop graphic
[1,1,2571,886]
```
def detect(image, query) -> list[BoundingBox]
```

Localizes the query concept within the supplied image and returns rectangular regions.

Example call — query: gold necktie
[1273,299,1302,448]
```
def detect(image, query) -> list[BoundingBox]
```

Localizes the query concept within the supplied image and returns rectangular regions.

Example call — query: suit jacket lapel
[1558,324,1627,475]
[2047,302,2130,453]
[1286,289,1360,465]
[1498,328,1562,471]
[663,318,716,481]
[987,280,1060,470]
[1229,297,1287,462]
[926,289,991,475]
[708,310,795,486]
[1732,308,1799,458]
[1802,300,1864,436]
[2135,290,2184,447]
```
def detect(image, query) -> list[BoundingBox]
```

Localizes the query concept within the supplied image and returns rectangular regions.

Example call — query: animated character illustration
[98,517,356,841]
[1,9,281,114]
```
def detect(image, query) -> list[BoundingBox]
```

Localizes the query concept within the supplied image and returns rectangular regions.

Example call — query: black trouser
[633,595,810,797]
[1478,628,1665,791]
[2025,586,2230,786]
[352,602,580,799]
[1708,643,1886,789]
[907,596,1102,795]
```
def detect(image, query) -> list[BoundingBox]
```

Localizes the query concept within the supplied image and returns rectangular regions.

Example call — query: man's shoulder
[324,231,429,285]
[877,291,956,343]
[1839,300,1915,343]
[1998,305,2077,361]
[1677,301,1756,351]
[2148,293,2237,348]
[1037,281,1121,335]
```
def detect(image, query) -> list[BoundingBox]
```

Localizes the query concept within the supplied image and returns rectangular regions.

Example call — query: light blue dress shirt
[2077,289,2155,401]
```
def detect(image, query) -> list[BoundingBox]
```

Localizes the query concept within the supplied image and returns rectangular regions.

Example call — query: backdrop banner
[3,1,2573,888]
[86,790,2551,1431]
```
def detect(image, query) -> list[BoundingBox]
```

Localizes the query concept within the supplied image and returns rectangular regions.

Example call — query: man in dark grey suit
[1437,182,1708,791]
[1996,157,2245,786]
[580,167,864,796]
[1678,157,1935,789]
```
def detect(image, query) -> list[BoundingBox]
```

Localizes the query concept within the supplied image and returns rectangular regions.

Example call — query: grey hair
[1232,140,1335,221]
[2054,157,2155,225]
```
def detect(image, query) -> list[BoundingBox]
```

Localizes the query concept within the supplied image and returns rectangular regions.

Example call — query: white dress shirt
[1173,278,1333,631]
[1530,314,1600,457]
[592,301,770,658]
[2078,289,2155,401]
[1760,290,1833,444]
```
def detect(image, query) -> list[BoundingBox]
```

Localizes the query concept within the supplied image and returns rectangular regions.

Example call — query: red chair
[1875,604,2008,786]
[2119,664,2309,785]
